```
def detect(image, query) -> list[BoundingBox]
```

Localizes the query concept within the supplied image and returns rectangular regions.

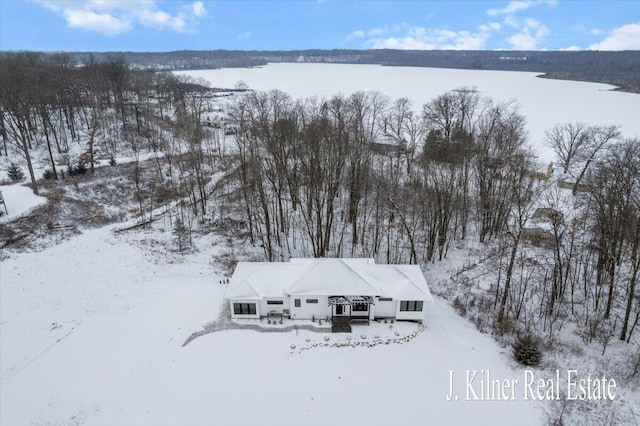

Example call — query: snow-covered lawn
[0,184,47,223]
[0,225,545,426]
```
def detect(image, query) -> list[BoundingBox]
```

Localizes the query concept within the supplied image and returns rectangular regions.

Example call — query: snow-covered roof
[225,258,433,301]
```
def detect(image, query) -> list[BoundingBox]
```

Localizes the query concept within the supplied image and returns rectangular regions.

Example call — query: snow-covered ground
[0,225,545,425]
[179,63,640,164]
[0,184,47,223]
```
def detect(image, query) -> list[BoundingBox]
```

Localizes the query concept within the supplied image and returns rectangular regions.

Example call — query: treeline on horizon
[2,48,639,93]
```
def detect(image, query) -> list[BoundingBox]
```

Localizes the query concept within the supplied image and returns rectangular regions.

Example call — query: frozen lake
[179,63,640,164]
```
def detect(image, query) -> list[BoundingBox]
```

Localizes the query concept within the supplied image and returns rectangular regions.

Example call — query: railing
[332,315,370,325]
[332,316,351,325]
[351,314,370,324]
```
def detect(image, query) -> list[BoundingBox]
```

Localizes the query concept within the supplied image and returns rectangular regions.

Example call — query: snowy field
[179,63,640,164]
[0,224,545,425]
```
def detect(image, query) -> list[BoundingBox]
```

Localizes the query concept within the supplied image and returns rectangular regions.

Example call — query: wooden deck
[331,315,369,332]
[332,316,351,325]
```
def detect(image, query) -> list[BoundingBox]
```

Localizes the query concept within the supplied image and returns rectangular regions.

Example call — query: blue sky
[1,1,639,52]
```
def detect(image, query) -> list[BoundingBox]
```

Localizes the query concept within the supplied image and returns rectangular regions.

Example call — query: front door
[336,304,343,315]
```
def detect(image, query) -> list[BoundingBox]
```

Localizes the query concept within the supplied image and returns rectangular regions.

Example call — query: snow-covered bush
[452,296,466,316]
[43,169,55,180]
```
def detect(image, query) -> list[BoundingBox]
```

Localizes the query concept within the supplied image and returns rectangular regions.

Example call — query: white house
[224,258,433,329]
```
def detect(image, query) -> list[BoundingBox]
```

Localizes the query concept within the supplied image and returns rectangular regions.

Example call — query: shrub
[43,169,55,180]
[452,296,466,316]
[512,333,542,366]
[66,162,88,177]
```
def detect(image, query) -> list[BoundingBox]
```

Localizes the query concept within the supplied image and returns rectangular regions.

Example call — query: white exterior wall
[289,295,331,320]
[228,297,427,322]
[258,298,290,317]
[395,301,426,322]
[229,299,260,319]
[374,299,397,318]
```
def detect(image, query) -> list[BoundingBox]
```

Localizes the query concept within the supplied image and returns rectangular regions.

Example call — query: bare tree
[572,125,620,194]
[545,122,590,174]
[0,56,40,194]
[475,101,528,242]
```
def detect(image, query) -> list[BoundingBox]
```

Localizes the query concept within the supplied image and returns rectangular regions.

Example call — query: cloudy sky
[1,0,638,52]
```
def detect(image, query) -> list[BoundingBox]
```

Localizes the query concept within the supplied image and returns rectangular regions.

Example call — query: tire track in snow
[0,320,82,382]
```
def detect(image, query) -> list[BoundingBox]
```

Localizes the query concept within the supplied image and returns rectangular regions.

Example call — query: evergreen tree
[172,217,191,252]
[512,333,542,366]
[7,163,24,182]
[74,161,88,176]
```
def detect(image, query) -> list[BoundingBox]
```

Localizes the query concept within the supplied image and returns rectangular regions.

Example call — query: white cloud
[478,22,502,32]
[506,18,548,49]
[561,45,581,51]
[63,9,131,35]
[487,0,556,17]
[589,23,640,50]
[365,24,492,50]
[347,1,561,51]
[237,31,253,40]
[33,0,207,35]
[191,2,206,17]
[503,15,520,29]
[138,9,186,32]
[590,28,604,36]
[345,30,365,42]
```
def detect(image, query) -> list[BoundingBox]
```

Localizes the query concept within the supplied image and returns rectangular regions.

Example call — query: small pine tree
[66,163,76,177]
[75,162,88,176]
[172,218,191,252]
[512,333,542,366]
[7,163,25,182]
[109,157,117,166]
[43,169,54,180]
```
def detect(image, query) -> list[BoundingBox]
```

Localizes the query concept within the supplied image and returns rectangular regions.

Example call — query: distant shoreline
[4,49,639,94]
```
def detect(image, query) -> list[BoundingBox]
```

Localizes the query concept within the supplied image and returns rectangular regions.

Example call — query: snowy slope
[0,225,545,426]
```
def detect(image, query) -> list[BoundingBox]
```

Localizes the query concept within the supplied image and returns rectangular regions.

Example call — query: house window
[267,300,284,305]
[400,301,424,312]
[233,303,257,315]
[352,303,368,312]
[294,299,301,307]
[306,299,318,304]
[379,297,393,302]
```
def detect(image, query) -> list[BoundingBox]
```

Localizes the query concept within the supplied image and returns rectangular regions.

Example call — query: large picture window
[400,301,424,312]
[306,299,318,304]
[233,303,257,315]
[352,303,368,312]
